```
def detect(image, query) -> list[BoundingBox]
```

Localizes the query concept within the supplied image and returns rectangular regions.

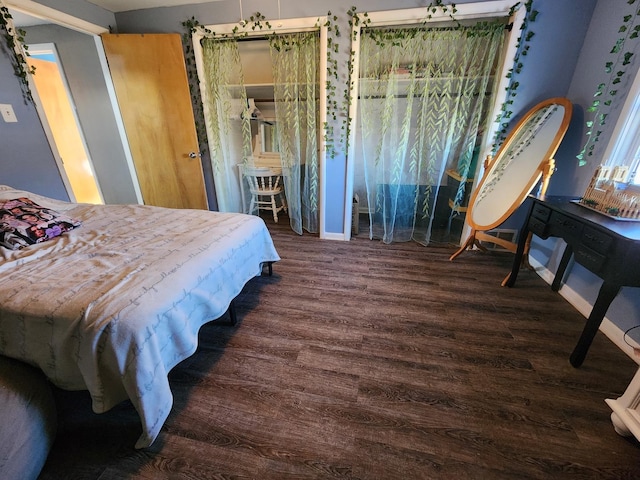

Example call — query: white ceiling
[9,0,225,27]
[87,0,222,13]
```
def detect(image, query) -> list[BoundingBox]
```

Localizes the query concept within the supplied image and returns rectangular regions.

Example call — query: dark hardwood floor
[38,214,640,479]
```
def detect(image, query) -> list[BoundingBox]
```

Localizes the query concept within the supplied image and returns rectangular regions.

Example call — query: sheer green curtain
[358,22,506,244]
[270,32,320,234]
[201,38,251,213]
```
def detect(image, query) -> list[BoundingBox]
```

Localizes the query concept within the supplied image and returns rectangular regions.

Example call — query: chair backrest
[243,166,283,192]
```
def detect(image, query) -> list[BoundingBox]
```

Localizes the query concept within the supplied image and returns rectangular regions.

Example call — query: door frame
[28,42,104,204]
[191,17,328,231]
[346,1,527,241]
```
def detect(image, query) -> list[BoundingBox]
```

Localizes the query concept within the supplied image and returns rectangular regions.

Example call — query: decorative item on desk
[579,165,640,220]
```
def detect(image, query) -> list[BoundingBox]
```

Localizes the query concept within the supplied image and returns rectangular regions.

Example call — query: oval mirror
[451,97,572,260]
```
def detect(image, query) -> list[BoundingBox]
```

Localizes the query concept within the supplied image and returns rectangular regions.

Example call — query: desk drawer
[581,226,613,254]
[531,203,551,222]
[549,211,583,240]
[528,216,549,237]
[574,245,607,273]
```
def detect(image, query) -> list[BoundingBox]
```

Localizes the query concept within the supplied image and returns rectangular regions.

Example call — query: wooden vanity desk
[505,195,640,367]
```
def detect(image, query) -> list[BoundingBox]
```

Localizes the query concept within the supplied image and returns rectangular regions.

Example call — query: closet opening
[346,1,527,246]
[192,17,327,236]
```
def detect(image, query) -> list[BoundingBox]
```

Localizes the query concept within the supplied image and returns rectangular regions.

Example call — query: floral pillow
[0,197,82,250]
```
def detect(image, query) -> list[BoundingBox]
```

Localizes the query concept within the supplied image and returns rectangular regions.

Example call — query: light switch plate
[0,104,18,123]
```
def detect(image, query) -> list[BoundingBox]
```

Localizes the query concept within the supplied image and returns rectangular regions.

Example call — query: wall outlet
[0,104,18,123]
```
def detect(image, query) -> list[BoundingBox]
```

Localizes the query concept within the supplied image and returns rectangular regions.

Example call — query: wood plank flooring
[38,215,640,479]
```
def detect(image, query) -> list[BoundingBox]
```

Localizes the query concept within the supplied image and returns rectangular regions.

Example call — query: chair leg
[271,195,278,223]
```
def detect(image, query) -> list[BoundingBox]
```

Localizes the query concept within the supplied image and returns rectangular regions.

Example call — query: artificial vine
[346,1,534,160]
[424,0,461,27]
[323,11,343,159]
[182,17,211,154]
[344,2,463,161]
[182,13,341,158]
[577,0,640,165]
[181,1,534,165]
[491,0,538,153]
[181,13,272,155]
[0,3,35,103]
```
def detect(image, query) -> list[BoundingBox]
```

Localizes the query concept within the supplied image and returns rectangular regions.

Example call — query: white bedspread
[0,187,280,448]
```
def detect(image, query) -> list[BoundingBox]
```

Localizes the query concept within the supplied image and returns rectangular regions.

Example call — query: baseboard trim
[527,256,639,365]
[321,231,349,241]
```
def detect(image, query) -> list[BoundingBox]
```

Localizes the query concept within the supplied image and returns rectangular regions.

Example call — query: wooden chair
[243,166,287,222]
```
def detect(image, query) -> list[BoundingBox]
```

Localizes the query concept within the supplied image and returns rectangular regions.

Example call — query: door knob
[188,151,201,158]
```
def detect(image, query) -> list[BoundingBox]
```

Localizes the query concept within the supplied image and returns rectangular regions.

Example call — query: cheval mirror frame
[450,97,573,263]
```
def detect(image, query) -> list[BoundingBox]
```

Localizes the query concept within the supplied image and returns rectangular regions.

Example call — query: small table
[505,195,640,367]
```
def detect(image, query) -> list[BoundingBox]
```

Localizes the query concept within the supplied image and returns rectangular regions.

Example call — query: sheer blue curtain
[358,22,506,245]
[201,38,251,213]
[270,32,320,234]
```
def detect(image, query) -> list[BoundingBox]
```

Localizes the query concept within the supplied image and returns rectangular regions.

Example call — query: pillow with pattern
[0,197,82,250]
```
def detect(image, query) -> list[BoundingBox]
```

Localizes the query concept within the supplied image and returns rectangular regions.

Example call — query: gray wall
[0,40,68,200]
[529,0,640,336]
[25,24,139,204]
[114,0,600,234]
[0,0,116,201]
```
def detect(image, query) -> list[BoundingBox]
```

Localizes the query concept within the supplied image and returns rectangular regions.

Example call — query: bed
[0,185,280,448]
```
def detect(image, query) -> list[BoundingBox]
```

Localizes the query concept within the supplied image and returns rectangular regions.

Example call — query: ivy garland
[181,1,535,164]
[181,17,211,154]
[182,12,342,159]
[491,0,538,153]
[424,0,461,27]
[577,0,640,165]
[0,3,35,103]
[181,13,272,155]
[324,11,342,159]
[346,1,536,160]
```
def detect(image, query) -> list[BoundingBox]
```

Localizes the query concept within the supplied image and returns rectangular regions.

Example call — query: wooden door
[102,33,208,210]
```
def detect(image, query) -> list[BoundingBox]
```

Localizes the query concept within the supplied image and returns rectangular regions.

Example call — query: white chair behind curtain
[358,23,506,245]
[270,32,320,234]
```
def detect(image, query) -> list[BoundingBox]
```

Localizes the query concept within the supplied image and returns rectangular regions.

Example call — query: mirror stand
[446,97,572,272]
[449,156,556,262]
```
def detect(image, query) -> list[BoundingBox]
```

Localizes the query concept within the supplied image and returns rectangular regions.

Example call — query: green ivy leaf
[611,38,624,53]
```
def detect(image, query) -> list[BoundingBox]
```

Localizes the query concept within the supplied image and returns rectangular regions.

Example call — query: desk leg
[503,200,535,287]
[503,227,530,287]
[569,282,621,367]
[551,244,573,292]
